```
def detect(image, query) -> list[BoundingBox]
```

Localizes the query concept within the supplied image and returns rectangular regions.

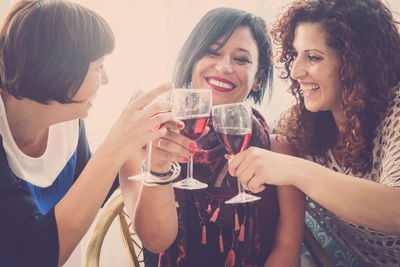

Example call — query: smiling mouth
[300,84,320,97]
[207,78,235,92]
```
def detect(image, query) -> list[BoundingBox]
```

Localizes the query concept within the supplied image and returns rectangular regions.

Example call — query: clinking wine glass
[212,102,261,204]
[128,87,171,183]
[171,88,212,190]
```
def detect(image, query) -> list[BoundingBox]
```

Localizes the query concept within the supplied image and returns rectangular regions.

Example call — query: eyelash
[235,57,251,63]
[205,50,251,64]
[206,50,219,57]
[291,52,322,62]
[308,55,322,61]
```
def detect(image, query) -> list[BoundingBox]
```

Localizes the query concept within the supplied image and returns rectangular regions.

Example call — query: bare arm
[293,160,400,235]
[55,84,175,265]
[120,121,199,252]
[119,157,179,253]
[229,135,400,236]
[264,135,304,267]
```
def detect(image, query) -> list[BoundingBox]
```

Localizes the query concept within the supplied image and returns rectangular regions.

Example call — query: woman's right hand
[228,146,299,192]
[103,82,176,166]
[149,125,197,173]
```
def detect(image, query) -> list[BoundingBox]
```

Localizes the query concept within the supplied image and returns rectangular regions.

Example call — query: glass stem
[187,154,194,179]
[144,140,152,175]
[237,177,245,195]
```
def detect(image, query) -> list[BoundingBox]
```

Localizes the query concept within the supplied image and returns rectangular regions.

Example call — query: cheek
[241,70,256,92]
[326,72,341,96]
[191,66,200,87]
[74,79,99,101]
[191,61,207,87]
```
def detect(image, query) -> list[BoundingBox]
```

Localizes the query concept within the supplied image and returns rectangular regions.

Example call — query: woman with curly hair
[227,0,400,265]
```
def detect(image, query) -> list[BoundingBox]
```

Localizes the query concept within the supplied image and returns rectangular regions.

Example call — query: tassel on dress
[201,225,207,245]
[207,203,212,214]
[234,211,240,231]
[224,249,235,267]
[209,206,220,223]
[219,232,224,253]
[238,223,245,242]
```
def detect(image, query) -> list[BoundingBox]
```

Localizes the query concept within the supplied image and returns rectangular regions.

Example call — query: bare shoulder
[270,134,296,156]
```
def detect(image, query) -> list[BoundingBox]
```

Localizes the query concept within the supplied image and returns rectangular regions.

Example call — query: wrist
[100,137,131,167]
[291,157,317,191]
[94,142,125,172]
[151,161,173,174]
[143,162,181,186]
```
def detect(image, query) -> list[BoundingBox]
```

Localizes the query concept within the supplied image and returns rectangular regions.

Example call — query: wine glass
[171,88,212,190]
[212,102,261,204]
[128,86,171,183]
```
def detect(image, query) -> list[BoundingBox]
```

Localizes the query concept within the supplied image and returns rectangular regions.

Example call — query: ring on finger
[157,139,162,148]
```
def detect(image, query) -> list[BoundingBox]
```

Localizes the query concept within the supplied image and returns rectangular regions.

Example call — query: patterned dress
[158,109,280,267]
[304,85,400,266]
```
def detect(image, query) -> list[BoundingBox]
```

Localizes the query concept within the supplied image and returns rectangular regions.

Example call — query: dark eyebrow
[304,49,325,55]
[237,48,251,55]
[211,42,252,55]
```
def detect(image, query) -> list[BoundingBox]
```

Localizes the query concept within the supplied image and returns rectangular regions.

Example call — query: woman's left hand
[228,147,296,193]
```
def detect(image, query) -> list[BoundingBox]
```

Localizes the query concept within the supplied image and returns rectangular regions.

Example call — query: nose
[290,57,307,80]
[101,66,109,85]
[215,56,233,74]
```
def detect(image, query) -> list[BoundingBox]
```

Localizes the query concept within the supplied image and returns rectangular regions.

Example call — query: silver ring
[157,139,162,148]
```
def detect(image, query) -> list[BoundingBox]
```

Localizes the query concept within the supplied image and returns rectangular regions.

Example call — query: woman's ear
[251,80,261,92]
[251,72,263,92]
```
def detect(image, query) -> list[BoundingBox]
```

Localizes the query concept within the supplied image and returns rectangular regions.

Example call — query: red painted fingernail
[224,154,233,160]
[177,122,184,129]
[151,124,161,132]
[189,142,197,149]
[184,156,190,162]
[189,149,196,155]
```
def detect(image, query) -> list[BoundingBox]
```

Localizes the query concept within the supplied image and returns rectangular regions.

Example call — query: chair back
[85,193,143,267]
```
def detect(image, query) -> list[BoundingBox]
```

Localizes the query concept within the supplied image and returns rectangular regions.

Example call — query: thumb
[147,126,168,142]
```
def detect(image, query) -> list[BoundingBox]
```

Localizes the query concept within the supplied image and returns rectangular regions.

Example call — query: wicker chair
[86,192,335,267]
[85,192,143,267]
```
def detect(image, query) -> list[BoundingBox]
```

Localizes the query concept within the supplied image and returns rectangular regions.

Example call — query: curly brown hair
[271,0,400,174]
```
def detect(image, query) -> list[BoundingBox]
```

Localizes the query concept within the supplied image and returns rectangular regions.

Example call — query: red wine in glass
[216,128,252,155]
[180,116,210,140]
[212,102,261,204]
[171,88,212,190]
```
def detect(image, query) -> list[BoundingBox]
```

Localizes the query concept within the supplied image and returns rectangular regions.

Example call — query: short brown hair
[0,0,115,104]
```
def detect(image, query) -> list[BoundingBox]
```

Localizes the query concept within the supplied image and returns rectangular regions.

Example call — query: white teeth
[300,85,320,92]
[208,78,234,89]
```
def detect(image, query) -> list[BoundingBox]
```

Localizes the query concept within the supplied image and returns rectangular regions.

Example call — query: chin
[212,99,227,106]
[80,112,89,119]
[75,109,89,119]
[304,105,320,113]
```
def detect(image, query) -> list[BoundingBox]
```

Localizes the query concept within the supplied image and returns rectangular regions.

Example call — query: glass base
[128,172,166,183]
[225,192,261,204]
[173,178,208,190]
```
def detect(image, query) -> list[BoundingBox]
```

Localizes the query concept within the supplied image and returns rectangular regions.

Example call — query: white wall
[0,0,9,17]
